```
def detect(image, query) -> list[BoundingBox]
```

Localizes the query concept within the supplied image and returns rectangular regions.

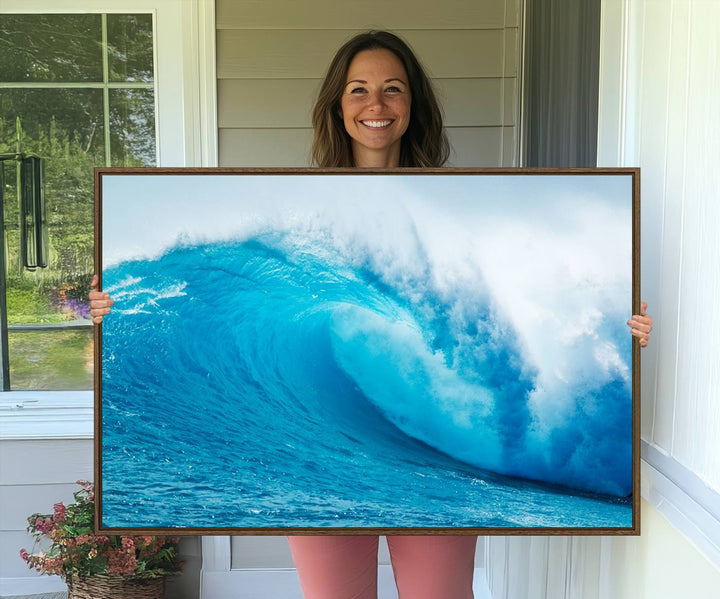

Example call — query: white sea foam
[105,275,143,294]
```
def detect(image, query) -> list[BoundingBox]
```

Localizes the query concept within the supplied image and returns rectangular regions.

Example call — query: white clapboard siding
[0,483,88,532]
[218,126,510,168]
[219,128,314,167]
[216,0,516,30]
[217,29,511,80]
[0,439,93,581]
[229,536,297,569]
[216,0,522,169]
[218,79,321,129]
[0,440,93,485]
[446,127,506,166]
[218,78,517,128]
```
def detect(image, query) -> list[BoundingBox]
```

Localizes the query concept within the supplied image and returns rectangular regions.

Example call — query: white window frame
[0,0,217,440]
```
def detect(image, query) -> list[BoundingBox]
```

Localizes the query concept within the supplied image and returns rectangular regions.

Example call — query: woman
[310,30,447,169]
[90,31,653,599]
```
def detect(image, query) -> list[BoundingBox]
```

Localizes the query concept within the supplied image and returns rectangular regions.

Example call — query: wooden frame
[95,167,640,535]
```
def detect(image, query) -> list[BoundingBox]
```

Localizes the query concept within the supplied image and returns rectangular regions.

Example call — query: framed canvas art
[95,168,640,535]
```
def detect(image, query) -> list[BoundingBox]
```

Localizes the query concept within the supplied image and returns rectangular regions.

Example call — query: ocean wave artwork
[99,172,636,531]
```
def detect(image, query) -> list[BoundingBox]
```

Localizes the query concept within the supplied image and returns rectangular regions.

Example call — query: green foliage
[0,14,154,84]
[1,112,95,300]
[20,482,183,583]
[0,14,103,82]
[5,286,62,324]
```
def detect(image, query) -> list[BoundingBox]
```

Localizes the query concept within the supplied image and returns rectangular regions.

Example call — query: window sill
[0,391,93,440]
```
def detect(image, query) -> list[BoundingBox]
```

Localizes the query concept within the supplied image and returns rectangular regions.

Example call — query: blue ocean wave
[101,234,632,528]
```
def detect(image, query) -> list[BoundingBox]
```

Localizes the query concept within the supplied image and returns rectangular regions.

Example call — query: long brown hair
[311,31,449,168]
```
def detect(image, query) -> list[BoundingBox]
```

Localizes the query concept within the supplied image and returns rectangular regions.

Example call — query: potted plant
[20,480,182,599]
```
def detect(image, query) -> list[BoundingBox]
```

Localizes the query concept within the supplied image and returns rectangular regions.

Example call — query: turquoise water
[101,235,632,529]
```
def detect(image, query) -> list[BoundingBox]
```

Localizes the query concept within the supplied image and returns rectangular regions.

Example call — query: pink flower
[43,557,64,576]
[107,548,137,576]
[19,548,29,562]
[34,518,54,534]
[121,537,135,550]
[53,502,66,522]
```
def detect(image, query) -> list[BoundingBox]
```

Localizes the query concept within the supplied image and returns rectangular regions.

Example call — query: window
[0,13,156,390]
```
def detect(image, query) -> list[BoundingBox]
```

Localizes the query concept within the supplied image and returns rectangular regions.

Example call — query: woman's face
[340,48,411,167]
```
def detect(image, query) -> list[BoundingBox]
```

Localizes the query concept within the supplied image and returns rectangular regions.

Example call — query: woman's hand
[627,301,653,347]
[89,274,114,324]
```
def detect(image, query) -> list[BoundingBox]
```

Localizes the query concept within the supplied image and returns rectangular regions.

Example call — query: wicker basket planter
[67,575,164,599]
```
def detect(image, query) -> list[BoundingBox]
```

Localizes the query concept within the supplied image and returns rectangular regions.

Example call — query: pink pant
[287,535,477,599]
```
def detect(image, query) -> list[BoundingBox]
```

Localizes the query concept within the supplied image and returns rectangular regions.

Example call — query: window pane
[110,89,156,166]
[107,14,154,83]
[0,14,102,82]
[8,329,93,390]
[1,88,103,280]
[0,13,157,391]
[0,89,106,163]
[2,89,99,390]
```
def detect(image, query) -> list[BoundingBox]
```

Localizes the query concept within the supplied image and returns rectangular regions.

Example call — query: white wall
[615,0,720,492]
[0,438,93,596]
[486,0,720,596]
[215,0,522,167]
[597,0,720,555]
[599,500,720,599]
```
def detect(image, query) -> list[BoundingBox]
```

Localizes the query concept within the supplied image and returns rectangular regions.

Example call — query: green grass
[9,329,93,390]
[4,281,93,390]
[6,286,68,325]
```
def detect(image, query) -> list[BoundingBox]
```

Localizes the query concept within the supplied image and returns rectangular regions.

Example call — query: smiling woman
[311,30,449,168]
[339,49,412,167]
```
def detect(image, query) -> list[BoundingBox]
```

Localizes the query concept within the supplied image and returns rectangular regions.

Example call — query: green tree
[0,12,155,388]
